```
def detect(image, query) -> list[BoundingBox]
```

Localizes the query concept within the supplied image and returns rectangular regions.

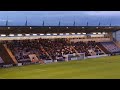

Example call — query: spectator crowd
[4,38,119,63]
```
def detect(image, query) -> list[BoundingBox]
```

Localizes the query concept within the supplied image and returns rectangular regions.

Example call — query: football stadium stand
[0,26,119,67]
[101,42,120,53]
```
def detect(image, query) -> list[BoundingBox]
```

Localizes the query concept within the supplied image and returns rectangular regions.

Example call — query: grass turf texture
[0,55,120,79]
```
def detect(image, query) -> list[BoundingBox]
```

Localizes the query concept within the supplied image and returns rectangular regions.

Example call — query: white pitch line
[35,69,47,71]
[0,77,6,79]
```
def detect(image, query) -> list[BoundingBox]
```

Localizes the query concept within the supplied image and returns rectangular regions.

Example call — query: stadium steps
[97,43,110,54]
[95,45,105,54]
[0,44,14,64]
[113,40,120,48]
[40,46,53,60]
[70,46,80,55]
[3,44,18,64]
[88,49,96,56]
[66,38,81,56]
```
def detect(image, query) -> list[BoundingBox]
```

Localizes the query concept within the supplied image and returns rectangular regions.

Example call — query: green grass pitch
[0,55,120,79]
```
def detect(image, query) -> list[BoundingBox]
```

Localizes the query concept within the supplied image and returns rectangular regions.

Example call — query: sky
[0,11,120,26]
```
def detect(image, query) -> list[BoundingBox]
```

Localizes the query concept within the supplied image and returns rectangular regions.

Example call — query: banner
[63,53,85,61]
[44,60,53,64]
[3,64,13,68]
[17,63,22,66]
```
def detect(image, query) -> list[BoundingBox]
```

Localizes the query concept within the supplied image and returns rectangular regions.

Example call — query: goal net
[63,53,85,61]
